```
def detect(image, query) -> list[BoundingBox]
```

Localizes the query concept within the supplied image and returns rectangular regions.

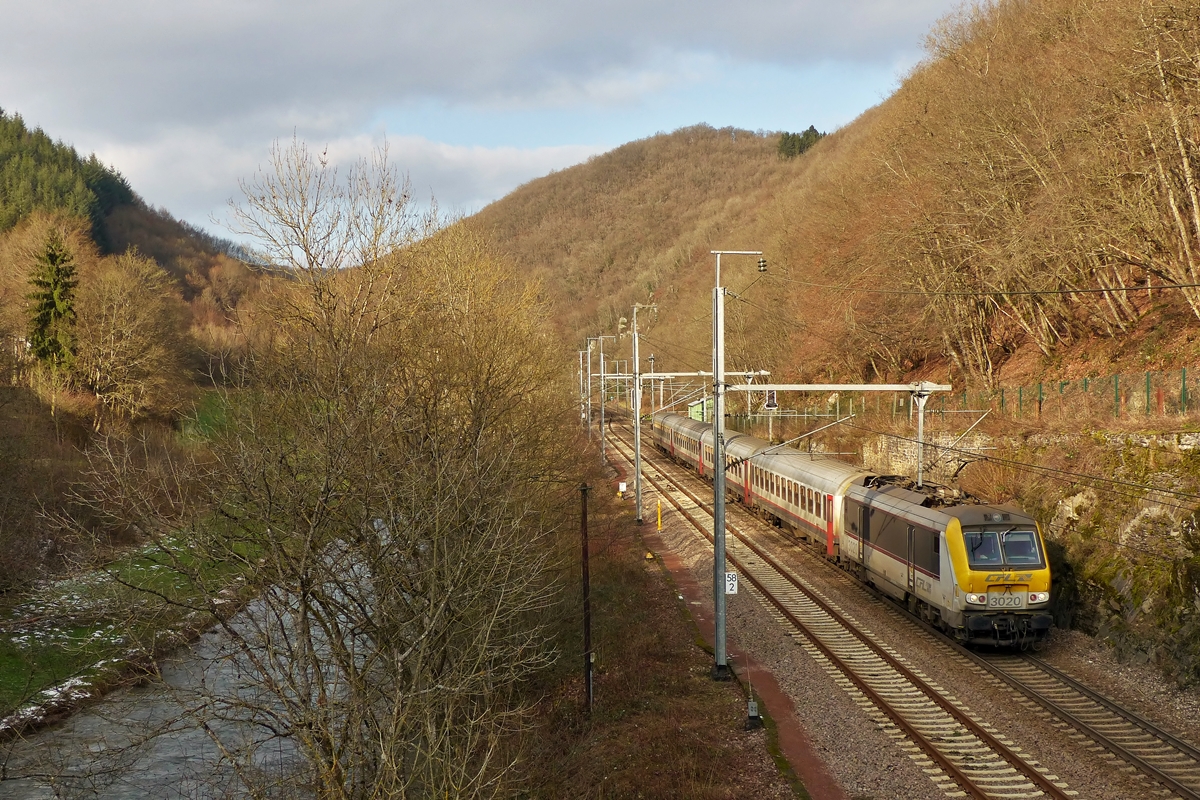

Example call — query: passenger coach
[650,411,1053,646]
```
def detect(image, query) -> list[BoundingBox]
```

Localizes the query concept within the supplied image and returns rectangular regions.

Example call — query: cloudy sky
[0,0,959,234]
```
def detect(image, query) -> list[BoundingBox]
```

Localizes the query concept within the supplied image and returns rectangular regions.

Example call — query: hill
[473,0,1200,390]
[470,124,805,373]
[0,108,134,247]
[0,110,262,590]
[0,109,258,323]
[469,0,1200,681]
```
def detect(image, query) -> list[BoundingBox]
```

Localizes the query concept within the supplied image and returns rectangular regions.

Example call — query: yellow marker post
[657,499,662,531]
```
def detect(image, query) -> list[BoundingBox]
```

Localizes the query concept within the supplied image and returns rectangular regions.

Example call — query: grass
[182,389,229,440]
[0,533,258,728]
[523,493,799,799]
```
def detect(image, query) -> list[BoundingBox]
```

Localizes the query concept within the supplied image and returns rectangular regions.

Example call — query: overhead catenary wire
[841,419,1200,506]
[636,334,711,367]
[774,274,1200,298]
[832,418,1200,545]
[811,418,1195,558]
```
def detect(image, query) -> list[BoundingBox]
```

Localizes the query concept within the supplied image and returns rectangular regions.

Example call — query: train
[650,411,1053,647]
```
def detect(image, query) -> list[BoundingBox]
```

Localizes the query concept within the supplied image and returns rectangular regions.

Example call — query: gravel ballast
[634,442,1200,800]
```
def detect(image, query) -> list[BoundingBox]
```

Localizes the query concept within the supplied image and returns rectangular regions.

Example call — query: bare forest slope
[474,0,1200,390]
[0,110,262,589]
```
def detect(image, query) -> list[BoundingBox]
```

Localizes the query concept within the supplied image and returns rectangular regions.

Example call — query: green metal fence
[876,369,1196,422]
[773,369,1200,425]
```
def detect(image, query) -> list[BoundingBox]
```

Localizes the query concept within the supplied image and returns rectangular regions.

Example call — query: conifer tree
[27,229,78,370]
[777,125,824,159]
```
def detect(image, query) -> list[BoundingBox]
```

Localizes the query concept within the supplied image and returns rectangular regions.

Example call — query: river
[0,608,303,799]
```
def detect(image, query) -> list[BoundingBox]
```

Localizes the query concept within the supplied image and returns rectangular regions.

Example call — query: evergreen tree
[27,229,78,369]
[0,108,135,239]
[778,125,825,159]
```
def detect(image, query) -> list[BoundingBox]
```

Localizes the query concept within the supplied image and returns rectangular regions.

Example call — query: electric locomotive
[650,411,1053,646]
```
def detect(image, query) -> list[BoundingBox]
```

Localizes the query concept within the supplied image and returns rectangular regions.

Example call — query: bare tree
[72,250,191,429]
[72,139,577,799]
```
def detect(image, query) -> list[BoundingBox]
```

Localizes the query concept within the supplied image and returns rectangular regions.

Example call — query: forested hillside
[0,110,262,589]
[475,0,1200,390]
[468,0,1200,681]
[0,109,134,246]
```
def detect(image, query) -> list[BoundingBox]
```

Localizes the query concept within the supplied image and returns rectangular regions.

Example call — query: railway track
[970,653,1200,800]
[611,421,1200,800]
[607,428,1075,800]
[862,576,1200,800]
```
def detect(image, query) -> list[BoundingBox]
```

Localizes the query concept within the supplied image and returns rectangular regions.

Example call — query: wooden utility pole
[580,483,594,712]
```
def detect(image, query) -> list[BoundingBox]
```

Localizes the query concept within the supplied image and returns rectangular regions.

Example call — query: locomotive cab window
[962,527,1043,568]
[1000,530,1041,565]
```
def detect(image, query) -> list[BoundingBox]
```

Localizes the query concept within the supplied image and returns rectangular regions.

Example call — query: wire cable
[774,274,1199,299]
[838,419,1200,512]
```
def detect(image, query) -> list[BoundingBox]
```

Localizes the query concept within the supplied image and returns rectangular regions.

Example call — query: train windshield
[962,528,1042,568]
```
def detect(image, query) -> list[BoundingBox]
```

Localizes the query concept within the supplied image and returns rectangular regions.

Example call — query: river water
[0,610,303,799]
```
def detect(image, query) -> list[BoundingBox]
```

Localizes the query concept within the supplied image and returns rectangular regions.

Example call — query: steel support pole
[600,340,609,460]
[915,391,929,488]
[599,339,607,460]
[648,355,656,415]
[578,350,586,429]
[712,282,730,680]
[633,312,644,525]
[580,483,593,712]
[586,339,594,441]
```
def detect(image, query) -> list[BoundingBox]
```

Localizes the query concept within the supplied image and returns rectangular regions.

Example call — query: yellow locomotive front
[946,507,1053,646]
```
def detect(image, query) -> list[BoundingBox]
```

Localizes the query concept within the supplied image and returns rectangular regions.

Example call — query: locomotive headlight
[966,593,987,605]
[1028,592,1050,604]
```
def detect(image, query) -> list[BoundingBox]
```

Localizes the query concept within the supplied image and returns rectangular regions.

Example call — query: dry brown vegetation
[476,0,1200,392]
[62,140,594,798]
[470,125,800,371]
[0,178,265,589]
[463,0,1200,687]
[525,492,795,800]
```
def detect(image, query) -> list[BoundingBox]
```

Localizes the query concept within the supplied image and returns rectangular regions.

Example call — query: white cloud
[0,0,961,233]
[90,129,601,233]
[0,1,958,137]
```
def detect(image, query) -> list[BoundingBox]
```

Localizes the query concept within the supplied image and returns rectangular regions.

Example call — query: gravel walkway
[645,479,943,800]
